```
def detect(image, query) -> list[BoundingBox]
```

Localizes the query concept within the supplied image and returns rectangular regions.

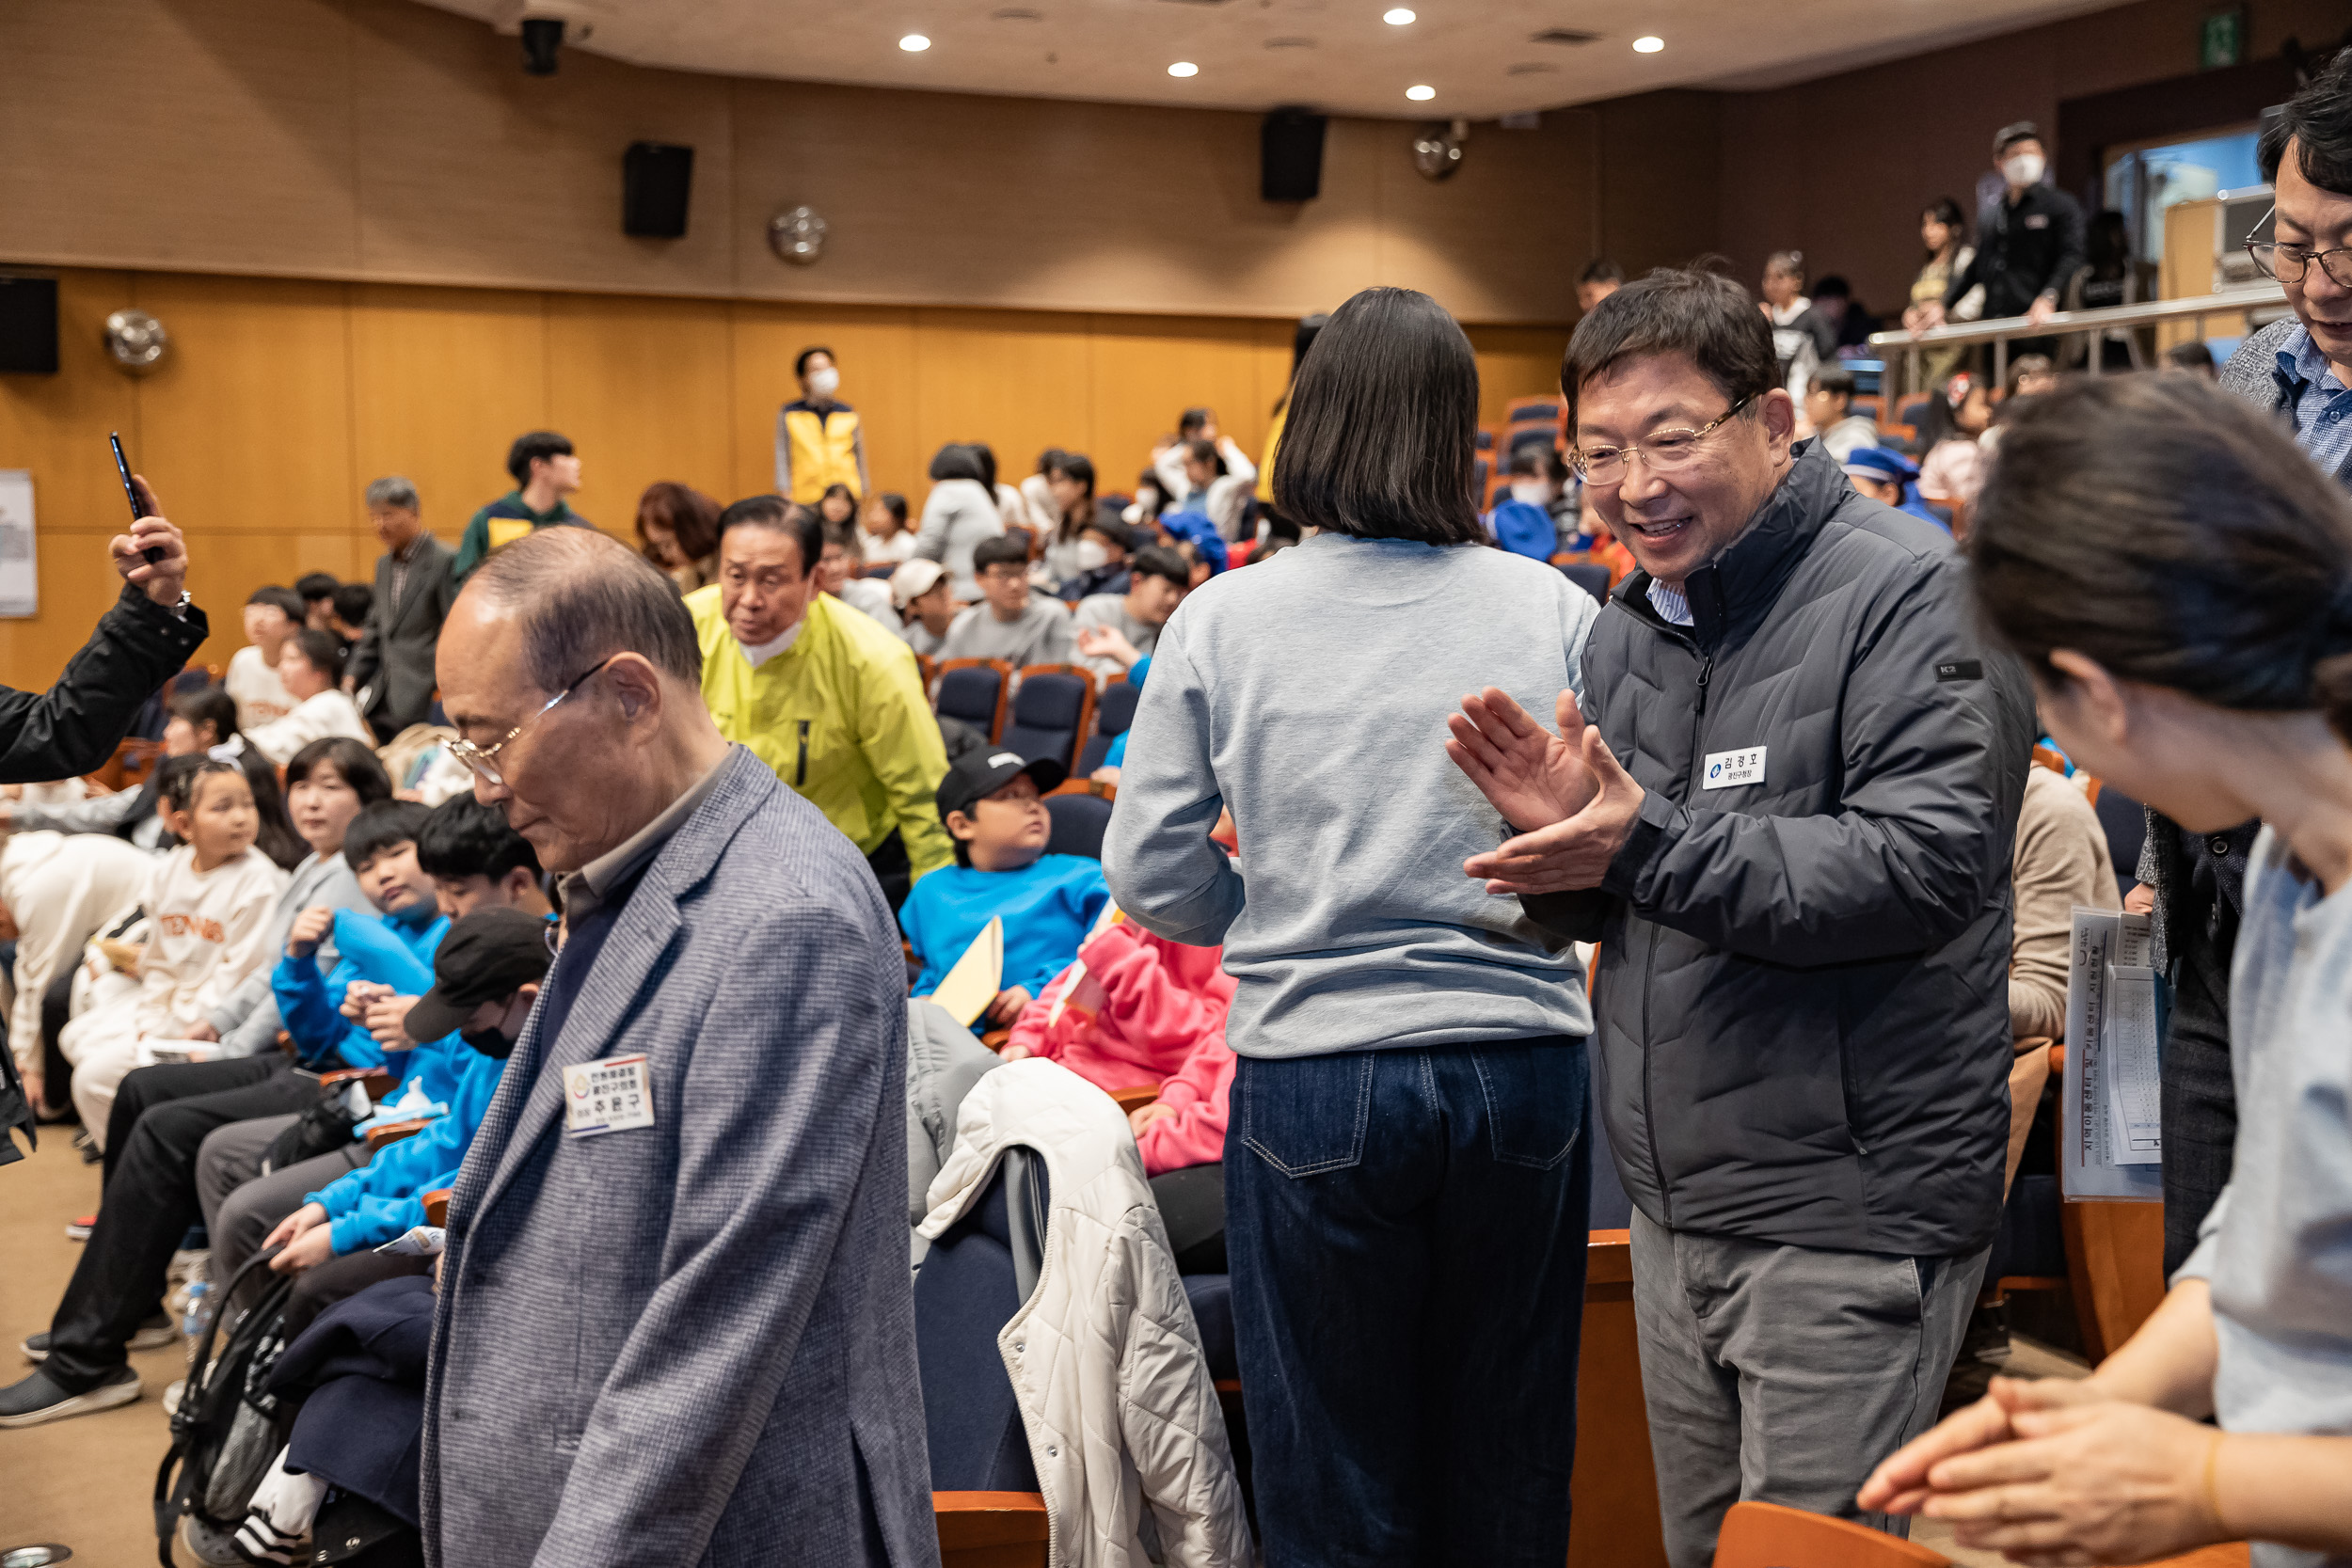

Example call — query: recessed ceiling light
[1406,83,1435,100]
[1632,35,1664,52]
[899,33,930,51]
[1384,8,1416,24]
[1168,60,1199,76]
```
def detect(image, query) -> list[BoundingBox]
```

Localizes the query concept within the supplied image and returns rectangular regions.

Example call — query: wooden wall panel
[1086,316,1288,497]
[913,311,1096,501]
[1465,325,1576,430]
[348,284,549,543]
[128,275,354,539]
[0,271,139,535]
[0,530,138,699]
[546,294,736,532]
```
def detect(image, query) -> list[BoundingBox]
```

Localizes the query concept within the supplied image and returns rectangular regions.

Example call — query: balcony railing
[1865,282,2289,391]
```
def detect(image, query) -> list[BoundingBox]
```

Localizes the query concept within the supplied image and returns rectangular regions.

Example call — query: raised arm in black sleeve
[0,584,207,784]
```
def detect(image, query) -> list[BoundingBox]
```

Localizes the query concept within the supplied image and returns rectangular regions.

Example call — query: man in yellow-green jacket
[689,497,952,908]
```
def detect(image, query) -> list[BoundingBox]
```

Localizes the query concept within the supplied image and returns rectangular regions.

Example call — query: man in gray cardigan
[424,529,936,1568]
[1448,269,2031,1567]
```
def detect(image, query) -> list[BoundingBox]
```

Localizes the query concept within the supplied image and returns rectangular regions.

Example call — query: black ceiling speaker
[520,17,564,74]
[1262,109,1327,202]
[623,142,694,239]
[0,276,60,375]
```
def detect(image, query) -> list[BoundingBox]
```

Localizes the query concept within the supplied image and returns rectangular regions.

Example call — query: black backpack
[153,1251,301,1567]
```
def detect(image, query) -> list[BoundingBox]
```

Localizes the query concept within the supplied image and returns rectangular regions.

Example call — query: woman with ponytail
[1862,374,2352,1564]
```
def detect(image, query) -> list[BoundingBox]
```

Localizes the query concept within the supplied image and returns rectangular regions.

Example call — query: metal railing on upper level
[1865,281,2290,394]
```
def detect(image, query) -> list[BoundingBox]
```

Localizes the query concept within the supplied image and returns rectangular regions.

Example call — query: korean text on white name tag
[562,1053,656,1137]
[1703,746,1767,790]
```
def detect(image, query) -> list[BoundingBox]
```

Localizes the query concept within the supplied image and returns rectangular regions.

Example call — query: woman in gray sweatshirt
[1104,286,1601,1568]
[1860,375,2352,1564]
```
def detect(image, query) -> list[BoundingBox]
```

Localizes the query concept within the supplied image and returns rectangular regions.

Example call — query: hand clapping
[1444,687,1645,895]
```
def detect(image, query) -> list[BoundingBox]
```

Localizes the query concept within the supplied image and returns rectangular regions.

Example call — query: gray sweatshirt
[207,850,368,1057]
[1103,531,1599,1057]
[2176,826,2352,1568]
[939,596,1074,669]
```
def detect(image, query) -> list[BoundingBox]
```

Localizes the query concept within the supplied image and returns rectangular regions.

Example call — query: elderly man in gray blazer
[424,528,937,1568]
[346,476,459,742]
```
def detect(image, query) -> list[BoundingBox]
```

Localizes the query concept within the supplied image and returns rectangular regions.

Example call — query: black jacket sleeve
[0,584,207,784]
[1521,888,1614,942]
[2032,194,2088,305]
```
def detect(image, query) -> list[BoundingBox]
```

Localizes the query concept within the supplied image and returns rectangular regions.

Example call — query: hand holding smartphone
[109,433,165,563]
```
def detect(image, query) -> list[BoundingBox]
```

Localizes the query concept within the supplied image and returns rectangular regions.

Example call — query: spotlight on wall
[1410,119,1466,181]
[521,16,564,73]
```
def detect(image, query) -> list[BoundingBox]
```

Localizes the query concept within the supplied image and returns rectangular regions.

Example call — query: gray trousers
[1629,1209,1990,1568]
[195,1113,365,1287]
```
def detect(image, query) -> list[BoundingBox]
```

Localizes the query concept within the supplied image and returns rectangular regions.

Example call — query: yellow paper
[931,916,1005,1027]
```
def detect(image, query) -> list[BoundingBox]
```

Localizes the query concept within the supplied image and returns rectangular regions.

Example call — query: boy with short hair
[295,573,341,632]
[900,750,1109,1027]
[894,560,956,657]
[1804,365,1881,459]
[939,536,1074,667]
[453,431,591,581]
[417,794,551,922]
[229,586,305,731]
[1072,545,1187,680]
[272,801,446,1080]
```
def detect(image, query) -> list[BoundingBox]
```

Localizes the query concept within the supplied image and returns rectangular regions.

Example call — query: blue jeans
[1226,1037,1591,1568]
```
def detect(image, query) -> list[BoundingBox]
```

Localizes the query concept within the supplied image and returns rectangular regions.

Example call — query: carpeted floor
[1,1124,190,1564]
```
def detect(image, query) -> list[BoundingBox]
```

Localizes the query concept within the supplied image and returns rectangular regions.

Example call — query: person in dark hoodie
[1445,265,2032,1567]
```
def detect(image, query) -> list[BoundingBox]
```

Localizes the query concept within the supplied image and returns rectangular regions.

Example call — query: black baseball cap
[1994,120,2042,157]
[936,748,1066,823]
[403,905,554,1042]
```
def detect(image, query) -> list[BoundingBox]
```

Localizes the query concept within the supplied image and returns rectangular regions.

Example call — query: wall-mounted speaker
[623,142,694,238]
[0,277,59,375]
[1262,110,1327,203]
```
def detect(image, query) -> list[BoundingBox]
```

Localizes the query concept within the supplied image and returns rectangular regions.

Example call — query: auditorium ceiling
[410,0,2128,120]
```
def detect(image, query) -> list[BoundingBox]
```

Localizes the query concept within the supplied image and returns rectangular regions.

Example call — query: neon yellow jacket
[688,588,954,879]
[775,400,867,503]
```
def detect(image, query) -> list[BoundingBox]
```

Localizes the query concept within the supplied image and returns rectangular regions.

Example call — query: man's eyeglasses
[444,656,614,786]
[1570,395,1755,487]
[2247,238,2352,290]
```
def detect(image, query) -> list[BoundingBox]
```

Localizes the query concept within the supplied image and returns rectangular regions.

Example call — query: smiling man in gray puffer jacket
[1447,267,2033,1568]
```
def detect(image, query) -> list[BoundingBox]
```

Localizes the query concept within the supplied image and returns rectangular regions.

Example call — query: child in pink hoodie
[1003,919,1235,1177]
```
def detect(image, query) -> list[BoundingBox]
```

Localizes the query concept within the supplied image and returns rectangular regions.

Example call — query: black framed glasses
[2247,213,2352,290]
[444,656,614,785]
[1571,395,1755,486]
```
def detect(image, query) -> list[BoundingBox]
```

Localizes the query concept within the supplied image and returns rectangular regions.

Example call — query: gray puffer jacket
[1530,440,2033,1258]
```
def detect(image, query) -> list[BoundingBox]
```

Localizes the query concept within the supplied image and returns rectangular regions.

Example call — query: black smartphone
[109,432,166,563]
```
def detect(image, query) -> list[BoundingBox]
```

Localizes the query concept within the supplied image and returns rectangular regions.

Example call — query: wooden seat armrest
[1109,1084,1159,1115]
[363,1118,431,1153]
[318,1067,398,1101]
[422,1189,453,1227]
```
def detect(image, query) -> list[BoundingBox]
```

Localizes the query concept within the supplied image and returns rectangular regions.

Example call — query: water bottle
[182,1278,213,1366]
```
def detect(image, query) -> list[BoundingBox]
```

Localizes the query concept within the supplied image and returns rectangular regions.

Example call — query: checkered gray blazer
[421,746,938,1568]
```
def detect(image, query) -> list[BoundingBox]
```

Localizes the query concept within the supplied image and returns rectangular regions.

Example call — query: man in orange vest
[774,347,867,504]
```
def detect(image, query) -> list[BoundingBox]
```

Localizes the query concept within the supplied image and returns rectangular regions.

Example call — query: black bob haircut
[794,345,835,379]
[971,534,1030,575]
[1270,286,1487,546]
[928,444,987,484]
[716,495,824,577]
[286,736,392,803]
[294,573,340,604]
[344,800,432,872]
[1560,265,1780,433]
[332,582,373,626]
[2260,48,2352,197]
[1128,544,1190,592]
[246,585,304,621]
[505,431,574,486]
[419,794,542,884]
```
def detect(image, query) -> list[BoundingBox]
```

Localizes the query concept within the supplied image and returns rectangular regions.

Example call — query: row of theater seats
[919,658,1138,779]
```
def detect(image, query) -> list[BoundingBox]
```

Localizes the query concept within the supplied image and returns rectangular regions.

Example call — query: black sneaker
[21,1314,172,1363]
[0,1365,140,1427]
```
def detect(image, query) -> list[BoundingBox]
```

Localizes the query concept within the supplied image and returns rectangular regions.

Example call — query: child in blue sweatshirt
[901,749,1110,1028]
[272,801,449,1079]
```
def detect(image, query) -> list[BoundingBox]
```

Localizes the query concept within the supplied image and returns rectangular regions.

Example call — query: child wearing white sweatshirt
[60,756,289,1145]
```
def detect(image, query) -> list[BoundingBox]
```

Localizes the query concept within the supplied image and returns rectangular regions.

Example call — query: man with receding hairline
[421,529,934,1568]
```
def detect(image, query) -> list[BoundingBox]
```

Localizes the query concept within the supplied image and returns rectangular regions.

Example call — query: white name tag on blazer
[1703,747,1767,790]
[563,1053,656,1137]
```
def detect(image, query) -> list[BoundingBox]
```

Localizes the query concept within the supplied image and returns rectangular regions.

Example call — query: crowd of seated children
[1,826,153,1120]
[57,756,291,1145]
[246,628,373,766]
[204,796,551,1290]
[902,750,1110,1029]
[1070,545,1187,682]
[818,513,902,630]
[861,489,915,565]
[229,587,304,731]
[1053,515,1137,603]
[8,686,233,850]
[1003,919,1236,1180]
[893,559,955,657]
[937,535,1075,667]
[1150,408,1256,532]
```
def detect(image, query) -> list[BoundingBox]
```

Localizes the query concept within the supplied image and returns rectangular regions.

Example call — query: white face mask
[1073,539,1110,571]
[1510,481,1556,508]
[804,365,840,397]
[2002,152,2044,188]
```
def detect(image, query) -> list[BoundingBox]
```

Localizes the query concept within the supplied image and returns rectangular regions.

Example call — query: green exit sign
[2201,5,2246,70]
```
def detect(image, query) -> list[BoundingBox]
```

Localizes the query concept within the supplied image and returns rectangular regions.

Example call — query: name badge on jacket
[563,1053,656,1136]
[1704,747,1767,790]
